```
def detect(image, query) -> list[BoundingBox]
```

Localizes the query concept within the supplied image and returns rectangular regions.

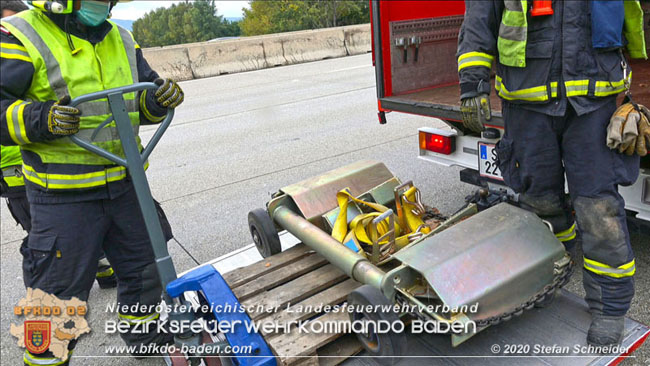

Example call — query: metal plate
[393,204,566,321]
[390,16,463,95]
[357,176,402,210]
[277,160,396,229]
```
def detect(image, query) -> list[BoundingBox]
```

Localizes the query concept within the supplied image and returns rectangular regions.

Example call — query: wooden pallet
[222,244,364,366]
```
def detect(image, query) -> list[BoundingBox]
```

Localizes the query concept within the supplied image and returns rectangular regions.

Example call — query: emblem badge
[24,321,51,354]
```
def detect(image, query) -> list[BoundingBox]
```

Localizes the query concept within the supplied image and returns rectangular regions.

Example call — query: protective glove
[606,103,640,151]
[47,96,80,136]
[633,105,650,156]
[460,94,491,133]
[153,78,184,109]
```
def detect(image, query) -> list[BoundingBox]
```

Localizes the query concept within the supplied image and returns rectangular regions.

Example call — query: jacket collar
[45,12,112,45]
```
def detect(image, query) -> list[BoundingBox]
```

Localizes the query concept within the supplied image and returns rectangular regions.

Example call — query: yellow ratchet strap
[400,186,431,235]
[331,187,428,252]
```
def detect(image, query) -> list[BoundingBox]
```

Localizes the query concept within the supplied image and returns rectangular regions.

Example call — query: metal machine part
[268,160,396,231]
[272,205,386,290]
[393,203,567,321]
[263,161,569,348]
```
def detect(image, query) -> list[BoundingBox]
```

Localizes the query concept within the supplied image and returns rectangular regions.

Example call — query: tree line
[132,0,370,48]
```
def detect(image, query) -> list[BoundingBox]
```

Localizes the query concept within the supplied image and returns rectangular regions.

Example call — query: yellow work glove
[634,105,650,156]
[47,96,81,136]
[606,103,640,152]
[460,94,491,133]
[154,78,184,109]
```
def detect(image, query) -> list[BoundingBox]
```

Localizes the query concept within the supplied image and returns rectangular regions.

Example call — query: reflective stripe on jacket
[1,145,24,189]
[1,10,142,191]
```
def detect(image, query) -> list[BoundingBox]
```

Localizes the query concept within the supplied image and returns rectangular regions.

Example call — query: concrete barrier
[186,37,268,79]
[342,24,372,56]
[265,27,348,66]
[142,24,371,81]
[143,46,194,81]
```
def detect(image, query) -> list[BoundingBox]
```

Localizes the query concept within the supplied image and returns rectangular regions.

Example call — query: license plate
[478,142,503,181]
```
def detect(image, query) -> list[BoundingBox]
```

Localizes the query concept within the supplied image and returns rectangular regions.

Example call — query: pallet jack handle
[68,83,178,303]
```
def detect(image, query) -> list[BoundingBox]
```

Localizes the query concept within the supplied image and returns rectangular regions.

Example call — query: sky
[110,1,250,20]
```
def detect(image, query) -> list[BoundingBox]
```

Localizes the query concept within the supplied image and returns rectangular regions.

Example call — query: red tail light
[419,130,455,155]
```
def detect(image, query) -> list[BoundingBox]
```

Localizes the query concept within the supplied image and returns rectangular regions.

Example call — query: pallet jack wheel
[248,208,282,258]
[166,331,223,366]
[348,285,407,365]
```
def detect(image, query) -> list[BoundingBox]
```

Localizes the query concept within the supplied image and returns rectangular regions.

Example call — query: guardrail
[142,24,371,81]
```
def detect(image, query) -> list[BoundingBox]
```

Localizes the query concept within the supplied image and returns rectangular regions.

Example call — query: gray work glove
[633,105,650,156]
[153,78,184,109]
[460,94,491,133]
[605,102,650,156]
[607,103,639,152]
[47,96,80,136]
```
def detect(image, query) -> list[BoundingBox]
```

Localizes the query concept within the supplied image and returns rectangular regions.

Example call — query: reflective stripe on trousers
[24,351,71,365]
[118,312,159,325]
[584,257,636,278]
[96,267,114,278]
[555,222,577,242]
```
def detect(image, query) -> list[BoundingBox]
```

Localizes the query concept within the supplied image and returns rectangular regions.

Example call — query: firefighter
[1,0,121,290]
[0,1,183,364]
[457,0,646,346]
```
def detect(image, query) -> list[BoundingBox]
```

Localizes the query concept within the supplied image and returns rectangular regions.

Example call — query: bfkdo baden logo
[11,288,90,362]
[24,320,51,354]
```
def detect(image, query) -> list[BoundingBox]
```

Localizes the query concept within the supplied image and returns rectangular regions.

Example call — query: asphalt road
[1,53,648,365]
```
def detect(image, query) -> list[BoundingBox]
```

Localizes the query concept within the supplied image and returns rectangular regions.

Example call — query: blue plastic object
[343,239,358,252]
[591,0,624,50]
[167,265,276,366]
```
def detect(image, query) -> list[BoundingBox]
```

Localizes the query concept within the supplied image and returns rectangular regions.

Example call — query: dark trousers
[23,186,173,358]
[497,99,638,316]
[8,194,114,287]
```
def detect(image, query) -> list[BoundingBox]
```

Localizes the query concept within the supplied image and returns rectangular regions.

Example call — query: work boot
[96,257,117,289]
[587,314,624,347]
[95,267,117,289]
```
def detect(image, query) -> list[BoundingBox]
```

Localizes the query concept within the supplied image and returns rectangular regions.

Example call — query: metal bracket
[369,209,396,264]
[393,181,415,230]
